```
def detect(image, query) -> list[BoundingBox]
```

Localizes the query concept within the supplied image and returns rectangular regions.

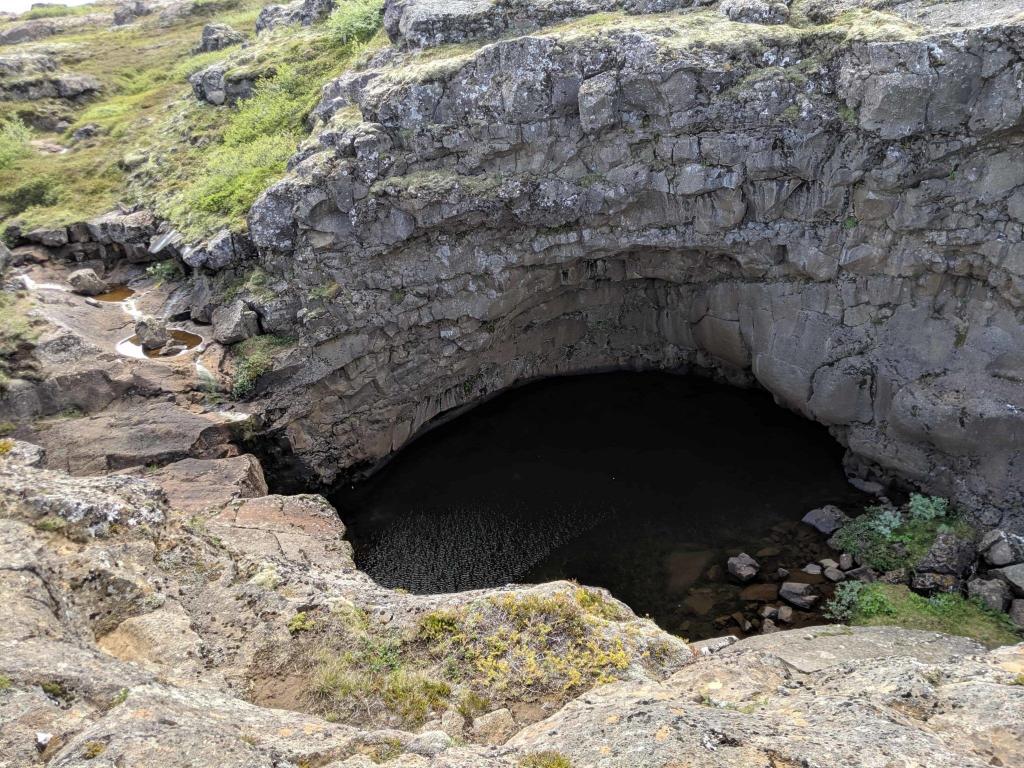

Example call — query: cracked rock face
[245,0,1024,530]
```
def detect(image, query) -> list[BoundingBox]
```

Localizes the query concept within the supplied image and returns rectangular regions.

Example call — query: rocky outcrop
[194,21,244,52]
[0,443,1020,768]
[242,0,1024,531]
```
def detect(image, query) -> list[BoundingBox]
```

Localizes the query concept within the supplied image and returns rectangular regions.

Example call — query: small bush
[519,752,573,768]
[456,689,490,719]
[82,741,106,759]
[0,674,11,692]
[324,0,385,48]
[417,611,460,642]
[823,581,865,622]
[907,493,949,522]
[0,118,31,172]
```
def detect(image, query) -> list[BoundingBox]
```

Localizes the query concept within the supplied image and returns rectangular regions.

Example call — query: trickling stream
[329,373,869,639]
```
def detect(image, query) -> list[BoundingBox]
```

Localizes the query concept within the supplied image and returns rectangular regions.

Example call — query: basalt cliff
[1,0,1024,766]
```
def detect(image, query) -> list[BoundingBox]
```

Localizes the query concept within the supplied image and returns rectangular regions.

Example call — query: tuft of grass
[838,583,1020,648]
[82,741,106,759]
[519,752,573,768]
[0,118,32,172]
[288,611,316,634]
[309,644,451,727]
[0,674,11,692]
[0,438,13,455]
[230,334,292,398]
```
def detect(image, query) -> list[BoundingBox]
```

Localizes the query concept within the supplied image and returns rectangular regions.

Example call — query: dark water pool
[330,372,868,639]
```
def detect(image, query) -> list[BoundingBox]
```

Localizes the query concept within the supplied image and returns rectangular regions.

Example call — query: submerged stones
[802,505,849,535]
[727,553,760,582]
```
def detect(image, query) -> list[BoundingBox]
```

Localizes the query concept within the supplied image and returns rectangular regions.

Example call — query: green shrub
[840,583,1020,648]
[0,674,11,692]
[907,493,949,522]
[0,118,31,172]
[823,580,865,622]
[185,134,296,222]
[324,0,385,48]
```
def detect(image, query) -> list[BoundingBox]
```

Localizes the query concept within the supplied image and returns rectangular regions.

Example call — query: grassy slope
[0,0,385,240]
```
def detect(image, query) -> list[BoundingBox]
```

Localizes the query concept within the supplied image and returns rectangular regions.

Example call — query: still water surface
[330,373,867,638]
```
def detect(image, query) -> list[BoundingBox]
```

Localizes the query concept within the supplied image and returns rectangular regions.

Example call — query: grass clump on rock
[826,582,1020,648]
[230,334,292,398]
[832,494,973,574]
[278,587,644,730]
[519,752,573,768]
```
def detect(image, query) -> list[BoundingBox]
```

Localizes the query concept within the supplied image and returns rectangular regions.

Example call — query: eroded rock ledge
[0,443,1022,768]
[240,0,1024,530]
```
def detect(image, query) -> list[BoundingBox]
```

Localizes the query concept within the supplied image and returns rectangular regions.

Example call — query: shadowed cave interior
[328,372,870,640]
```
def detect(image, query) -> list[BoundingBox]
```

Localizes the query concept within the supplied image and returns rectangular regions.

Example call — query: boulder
[846,566,876,583]
[134,316,169,349]
[779,582,817,609]
[915,532,977,577]
[1009,599,1024,629]
[990,563,1024,597]
[472,708,516,745]
[979,530,1024,567]
[68,267,108,296]
[194,22,244,53]
[720,0,790,24]
[802,505,849,535]
[727,553,760,583]
[966,578,1010,612]
[823,566,845,583]
[212,300,260,344]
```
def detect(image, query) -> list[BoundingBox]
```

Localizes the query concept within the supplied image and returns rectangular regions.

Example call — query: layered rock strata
[242,0,1024,530]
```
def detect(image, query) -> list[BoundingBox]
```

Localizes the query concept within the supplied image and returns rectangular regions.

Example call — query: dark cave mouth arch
[322,370,871,640]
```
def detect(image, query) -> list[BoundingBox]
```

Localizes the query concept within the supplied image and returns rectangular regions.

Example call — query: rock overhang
[243,1,1024,531]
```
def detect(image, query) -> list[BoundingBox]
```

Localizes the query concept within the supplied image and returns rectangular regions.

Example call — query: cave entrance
[329,372,869,640]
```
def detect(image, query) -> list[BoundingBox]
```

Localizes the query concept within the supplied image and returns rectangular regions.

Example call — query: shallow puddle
[329,372,870,640]
[94,285,136,302]
[116,329,203,359]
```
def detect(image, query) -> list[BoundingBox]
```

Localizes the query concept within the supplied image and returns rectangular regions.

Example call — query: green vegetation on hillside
[826,582,1020,648]
[0,0,384,239]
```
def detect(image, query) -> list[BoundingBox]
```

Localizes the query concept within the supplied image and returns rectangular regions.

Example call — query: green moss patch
[830,582,1020,648]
